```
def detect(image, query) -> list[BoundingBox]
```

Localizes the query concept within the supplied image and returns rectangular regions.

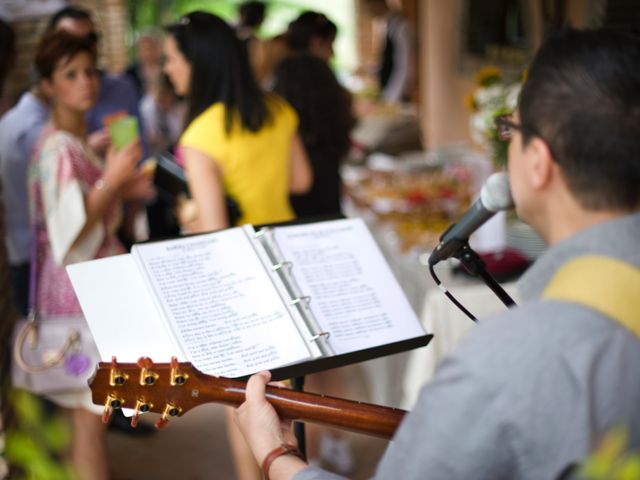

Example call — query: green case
[109,116,139,150]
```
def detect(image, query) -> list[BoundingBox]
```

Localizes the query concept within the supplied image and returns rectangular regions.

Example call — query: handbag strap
[542,255,640,340]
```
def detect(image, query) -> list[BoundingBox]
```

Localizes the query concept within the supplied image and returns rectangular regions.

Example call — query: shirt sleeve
[39,134,104,265]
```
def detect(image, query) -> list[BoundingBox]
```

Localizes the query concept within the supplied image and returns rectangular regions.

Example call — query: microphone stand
[456,244,516,308]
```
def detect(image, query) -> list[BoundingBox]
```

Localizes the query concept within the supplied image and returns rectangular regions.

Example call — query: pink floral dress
[30,125,125,316]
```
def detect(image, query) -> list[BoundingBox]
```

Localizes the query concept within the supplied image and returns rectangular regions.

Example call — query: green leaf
[11,390,44,427]
[42,417,71,453]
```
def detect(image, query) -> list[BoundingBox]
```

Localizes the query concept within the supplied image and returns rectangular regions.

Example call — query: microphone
[428,172,514,266]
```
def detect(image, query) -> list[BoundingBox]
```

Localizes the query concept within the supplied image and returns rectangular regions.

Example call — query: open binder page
[272,218,425,355]
[131,228,313,378]
[67,254,179,362]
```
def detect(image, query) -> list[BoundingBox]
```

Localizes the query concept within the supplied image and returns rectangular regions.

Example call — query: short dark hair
[34,30,97,80]
[273,54,355,158]
[165,11,270,134]
[287,11,337,53]
[239,1,266,29]
[518,28,640,211]
[47,5,93,31]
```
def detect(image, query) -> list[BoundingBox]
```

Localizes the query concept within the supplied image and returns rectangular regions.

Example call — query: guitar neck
[90,361,406,439]
[203,376,405,439]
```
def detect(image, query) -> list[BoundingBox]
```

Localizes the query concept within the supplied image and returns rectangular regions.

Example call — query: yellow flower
[474,66,502,87]
[464,91,478,111]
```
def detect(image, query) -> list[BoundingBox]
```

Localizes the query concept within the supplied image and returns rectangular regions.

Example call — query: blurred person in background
[286,11,337,64]
[0,17,16,115]
[125,30,163,100]
[273,55,354,220]
[363,0,412,103]
[0,76,49,318]
[29,30,152,479]
[163,11,311,479]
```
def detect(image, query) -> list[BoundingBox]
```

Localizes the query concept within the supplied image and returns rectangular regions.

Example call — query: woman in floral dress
[29,30,153,479]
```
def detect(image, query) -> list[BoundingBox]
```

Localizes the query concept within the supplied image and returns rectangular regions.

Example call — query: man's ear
[526,137,554,190]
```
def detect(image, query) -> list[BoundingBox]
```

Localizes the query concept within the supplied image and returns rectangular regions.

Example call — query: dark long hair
[273,54,354,159]
[165,11,270,134]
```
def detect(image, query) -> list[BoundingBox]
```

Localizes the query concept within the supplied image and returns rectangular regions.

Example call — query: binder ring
[254,228,270,238]
[289,296,311,306]
[308,332,330,342]
[272,261,293,271]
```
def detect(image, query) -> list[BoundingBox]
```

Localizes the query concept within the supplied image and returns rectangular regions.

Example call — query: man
[364,0,412,103]
[0,84,48,317]
[234,28,640,479]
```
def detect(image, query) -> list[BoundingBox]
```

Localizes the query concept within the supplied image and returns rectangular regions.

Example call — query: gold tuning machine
[130,398,153,428]
[102,393,124,424]
[109,356,129,387]
[154,402,182,429]
[170,356,189,386]
[137,356,159,386]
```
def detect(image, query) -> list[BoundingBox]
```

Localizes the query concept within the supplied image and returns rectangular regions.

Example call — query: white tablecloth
[401,278,519,409]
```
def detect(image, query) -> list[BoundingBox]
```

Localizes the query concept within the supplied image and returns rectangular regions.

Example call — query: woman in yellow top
[163,11,311,232]
[162,11,311,480]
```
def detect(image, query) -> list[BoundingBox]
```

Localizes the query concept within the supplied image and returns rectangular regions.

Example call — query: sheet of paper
[131,228,312,378]
[273,218,425,355]
[67,254,180,363]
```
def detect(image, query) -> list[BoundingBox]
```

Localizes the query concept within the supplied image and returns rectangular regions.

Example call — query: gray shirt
[0,92,48,265]
[296,213,640,480]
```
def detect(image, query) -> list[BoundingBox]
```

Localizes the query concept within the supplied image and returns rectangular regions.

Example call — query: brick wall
[2,0,128,111]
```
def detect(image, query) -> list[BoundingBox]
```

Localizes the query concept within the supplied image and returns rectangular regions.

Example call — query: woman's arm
[181,146,228,233]
[71,139,141,249]
[289,134,312,194]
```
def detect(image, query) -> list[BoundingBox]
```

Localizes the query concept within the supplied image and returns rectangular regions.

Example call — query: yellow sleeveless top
[179,95,298,225]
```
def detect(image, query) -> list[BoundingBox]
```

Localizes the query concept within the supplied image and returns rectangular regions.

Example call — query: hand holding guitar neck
[89,357,405,439]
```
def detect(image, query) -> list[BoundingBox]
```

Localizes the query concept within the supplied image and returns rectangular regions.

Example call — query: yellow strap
[542,255,640,340]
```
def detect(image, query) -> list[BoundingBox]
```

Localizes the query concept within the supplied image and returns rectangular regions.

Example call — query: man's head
[48,6,97,43]
[507,28,640,237]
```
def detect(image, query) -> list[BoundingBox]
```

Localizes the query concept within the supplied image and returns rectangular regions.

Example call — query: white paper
[67,254,180,363]
[273,218,425,354]
[131,228,312,377]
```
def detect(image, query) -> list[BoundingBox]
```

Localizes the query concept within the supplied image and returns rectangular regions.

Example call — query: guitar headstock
[89,356,216,429]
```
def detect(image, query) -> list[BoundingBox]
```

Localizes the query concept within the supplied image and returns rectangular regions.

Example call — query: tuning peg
[102,394,124,424]
[109,356,129,387]
[170,356,189,386]
[130,398,153,428]
[137,356,159,386]
[154,402,182,429]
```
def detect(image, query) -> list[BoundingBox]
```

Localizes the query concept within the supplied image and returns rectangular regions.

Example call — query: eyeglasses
[495,115,522,141]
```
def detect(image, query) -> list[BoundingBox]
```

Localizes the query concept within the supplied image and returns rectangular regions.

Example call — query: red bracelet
[261,443,305,480]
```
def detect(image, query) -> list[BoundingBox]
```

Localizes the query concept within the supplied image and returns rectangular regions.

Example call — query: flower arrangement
[466,66,522,168]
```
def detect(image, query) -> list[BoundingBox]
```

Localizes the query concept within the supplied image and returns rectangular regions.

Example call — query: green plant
[4,390,75,480]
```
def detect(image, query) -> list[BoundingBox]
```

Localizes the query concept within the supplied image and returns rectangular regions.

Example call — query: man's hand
[234,371,298,463]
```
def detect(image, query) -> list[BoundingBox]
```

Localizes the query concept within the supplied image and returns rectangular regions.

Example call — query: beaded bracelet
[261,443,305,480]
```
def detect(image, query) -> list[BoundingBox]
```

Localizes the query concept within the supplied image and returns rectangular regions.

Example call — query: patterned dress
[29,125,125,316]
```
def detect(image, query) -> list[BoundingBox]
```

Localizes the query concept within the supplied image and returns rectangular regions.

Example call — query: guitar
[89,357,406,439]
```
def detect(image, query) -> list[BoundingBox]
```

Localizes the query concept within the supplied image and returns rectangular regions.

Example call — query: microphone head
[480,172,514,212]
